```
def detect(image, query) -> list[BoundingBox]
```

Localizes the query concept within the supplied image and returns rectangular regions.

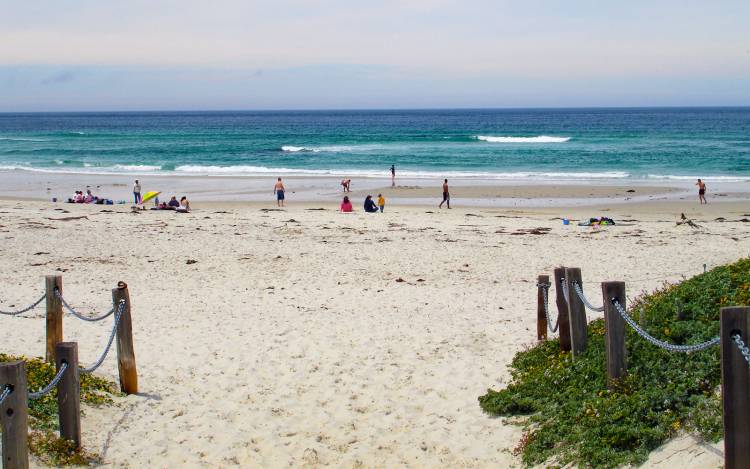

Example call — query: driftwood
[676,213,702,229]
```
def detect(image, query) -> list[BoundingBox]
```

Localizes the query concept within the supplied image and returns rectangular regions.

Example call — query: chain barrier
[0,384,10,406]
[612,300,720,353]
[56,289,116,322]
[560,277,569,304]
[28,362,68,400]
[572,282,605,312]
[0,294,46,316]
[732,334,750,367]
[538,282,558,333]
[81,300,125,374]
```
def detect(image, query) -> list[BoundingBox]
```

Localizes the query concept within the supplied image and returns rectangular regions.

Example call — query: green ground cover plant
[0,353,119,465]
[479,258,750,467]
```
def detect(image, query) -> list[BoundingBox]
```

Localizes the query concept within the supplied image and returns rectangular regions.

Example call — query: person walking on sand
[696,178,707,204]
[133,179,142,204]
[390,165,396,187]
[439,179,451,209]
[274,177,286,207]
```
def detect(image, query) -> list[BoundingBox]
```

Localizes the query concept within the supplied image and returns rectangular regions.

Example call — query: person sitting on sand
[84,189,95,203]
[168,196,180,208]
[176,196,191,213]
[364,195,379,213]
[377,193,385,213]
[340,196,353,213]
[74,191,84,203]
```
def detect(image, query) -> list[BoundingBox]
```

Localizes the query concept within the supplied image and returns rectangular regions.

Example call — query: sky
[0,0,749,111]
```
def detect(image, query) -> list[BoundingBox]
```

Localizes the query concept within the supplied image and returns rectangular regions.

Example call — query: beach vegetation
[0,353,119,465]
[478,258,750,467]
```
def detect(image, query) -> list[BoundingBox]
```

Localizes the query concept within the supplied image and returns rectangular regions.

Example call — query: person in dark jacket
[363,195,379,213]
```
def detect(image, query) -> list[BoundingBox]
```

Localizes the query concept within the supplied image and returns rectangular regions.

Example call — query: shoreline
[1,169,747,208]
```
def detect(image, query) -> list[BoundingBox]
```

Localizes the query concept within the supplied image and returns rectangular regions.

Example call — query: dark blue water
[0,108,748,181]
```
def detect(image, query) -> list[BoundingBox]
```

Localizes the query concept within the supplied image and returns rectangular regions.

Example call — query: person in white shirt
[133,180,142,204]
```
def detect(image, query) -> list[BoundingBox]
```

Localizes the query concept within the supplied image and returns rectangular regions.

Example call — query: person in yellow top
[377,193,385,213]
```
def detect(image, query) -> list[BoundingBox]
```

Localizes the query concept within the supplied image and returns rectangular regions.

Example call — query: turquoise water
[0,108,748,181]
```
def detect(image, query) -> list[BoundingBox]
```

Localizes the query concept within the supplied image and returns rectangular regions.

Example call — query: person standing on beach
[696,179,707,204]
[439,179,450,209]
[133,179,142,204]
[274,177,286,207]
[390,165,396,187]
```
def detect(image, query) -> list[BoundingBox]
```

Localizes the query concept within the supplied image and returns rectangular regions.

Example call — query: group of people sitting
[152,196,191,213]
[340,194,385,213]
[67,189,113,205]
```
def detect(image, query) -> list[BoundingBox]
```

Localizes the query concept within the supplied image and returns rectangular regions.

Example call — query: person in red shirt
[340,196,353,213]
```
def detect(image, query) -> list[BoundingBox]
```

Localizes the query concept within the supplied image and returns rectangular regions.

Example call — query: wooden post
[55,342,81,449]
[553,267,571,351]
[537,275,549,340]
[45,275,63,363]
[0,361,29,469]
[113,282,138,394]
[720,306,750,469]
[565,268,588,357]
[602,281,627,387]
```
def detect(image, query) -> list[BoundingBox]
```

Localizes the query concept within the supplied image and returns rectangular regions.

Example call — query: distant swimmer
[696,178,707,204]
[274,177,286,207]
[390,165,396,187]
[439,179,451,209]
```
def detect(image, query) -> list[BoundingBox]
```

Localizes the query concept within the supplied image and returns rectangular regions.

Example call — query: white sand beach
[1,194,747,468]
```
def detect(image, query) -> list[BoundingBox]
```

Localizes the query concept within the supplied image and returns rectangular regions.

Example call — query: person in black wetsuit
[364,195,379,213]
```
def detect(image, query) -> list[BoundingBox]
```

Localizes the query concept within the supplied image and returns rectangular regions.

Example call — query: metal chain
[732,334,750,367]
[612,300,720,353]
[81,300,125,374]
[537,282,558,333]
[0,294,46,316]
[572,281,605,312]
[0,385,10,406]
[560,277,570,304]
[56,289,116,322]
[28,362,68,400]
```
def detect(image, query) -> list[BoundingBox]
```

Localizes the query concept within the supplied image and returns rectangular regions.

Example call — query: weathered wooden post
[553,267,571,351]
[537,275,549,340]
[55,342,81,449]
[0,361,29,469]
[602,281,627,387]
[45,275,64,363]
[565,268,588,357]
[113,282,138,394]
[720,306,750,469]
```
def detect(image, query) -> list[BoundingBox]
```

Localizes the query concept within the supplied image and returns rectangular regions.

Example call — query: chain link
[537,283,558,333]
[0,385,11,406]
[572,282,605,312]
[81,300,125,374]
[28,362,68,400]
[0,294,46,316]
[732,334,750,367]
[56,289,117,322]
[612,300,719,353]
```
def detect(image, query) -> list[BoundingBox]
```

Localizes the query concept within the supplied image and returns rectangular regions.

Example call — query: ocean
[0,108,748,182]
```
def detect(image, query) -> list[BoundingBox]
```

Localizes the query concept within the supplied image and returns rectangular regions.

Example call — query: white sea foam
[112,164,162,171]
[281,145,364,153]
[0,137,48,142]
[476,135,571,143]
[647,174,749,182]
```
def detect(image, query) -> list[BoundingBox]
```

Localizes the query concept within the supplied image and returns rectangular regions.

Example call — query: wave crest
[476,135,571,143]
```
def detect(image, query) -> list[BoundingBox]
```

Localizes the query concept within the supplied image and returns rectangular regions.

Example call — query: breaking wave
[476,135,571,143]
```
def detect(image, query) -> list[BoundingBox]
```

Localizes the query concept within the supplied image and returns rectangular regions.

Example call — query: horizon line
[1,105,750,115]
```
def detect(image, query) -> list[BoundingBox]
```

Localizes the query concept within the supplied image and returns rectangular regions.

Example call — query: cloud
[40,70,77,85]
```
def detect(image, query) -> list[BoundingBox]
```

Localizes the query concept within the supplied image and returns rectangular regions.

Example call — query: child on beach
[377,193,385,212]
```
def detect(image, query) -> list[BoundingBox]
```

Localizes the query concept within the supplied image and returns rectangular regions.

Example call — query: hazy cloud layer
[1,0,749,110]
